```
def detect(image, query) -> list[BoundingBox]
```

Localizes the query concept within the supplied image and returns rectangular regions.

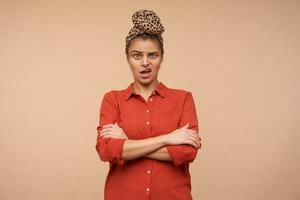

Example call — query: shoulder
[166,85,193,99]
[165,86,197,110]
[101,88,126,102]
[102,89,119,99]
[103,89,119,96]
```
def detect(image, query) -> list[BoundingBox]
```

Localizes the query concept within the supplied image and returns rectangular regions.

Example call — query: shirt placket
[144,91,156,199]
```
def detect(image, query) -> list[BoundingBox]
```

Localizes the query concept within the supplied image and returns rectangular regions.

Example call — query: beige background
[0,1,299,200]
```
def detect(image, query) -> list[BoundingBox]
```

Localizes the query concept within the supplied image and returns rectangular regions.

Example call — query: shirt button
[147,170,151,174]
[149,98,153,101]
[146,110,150,113]
[146,188,150,192]
[146,121,150,125]
[152,91,156,95]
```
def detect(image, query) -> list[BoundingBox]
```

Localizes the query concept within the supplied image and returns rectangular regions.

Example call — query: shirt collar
[122,81,167,101]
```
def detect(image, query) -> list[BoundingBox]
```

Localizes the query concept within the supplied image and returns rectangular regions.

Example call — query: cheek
[131,67,141,78]
[129,62,140,73]
[152,63,161,72]
[153,59,162,66]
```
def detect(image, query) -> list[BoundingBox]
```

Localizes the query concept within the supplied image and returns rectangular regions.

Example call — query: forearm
[121,134,168,160]
[143,146,172,161]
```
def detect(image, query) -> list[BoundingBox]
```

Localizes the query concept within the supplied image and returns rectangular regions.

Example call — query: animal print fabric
[125,9,165,48]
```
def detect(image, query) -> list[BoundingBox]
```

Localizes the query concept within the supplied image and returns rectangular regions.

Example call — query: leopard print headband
[125,9,165,49]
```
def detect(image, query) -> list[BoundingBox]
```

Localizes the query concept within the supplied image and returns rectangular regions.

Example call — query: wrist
[156,134,169,146]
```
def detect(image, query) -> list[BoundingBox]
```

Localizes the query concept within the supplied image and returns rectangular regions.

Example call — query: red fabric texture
[95,82,201,200]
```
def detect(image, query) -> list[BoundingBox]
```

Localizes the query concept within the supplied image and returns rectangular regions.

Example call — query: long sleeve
[166,91,200,166]
[97,82,198,199]
[95,91,127,166]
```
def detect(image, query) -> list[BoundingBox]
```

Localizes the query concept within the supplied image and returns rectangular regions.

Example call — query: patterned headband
[125,9,165,49]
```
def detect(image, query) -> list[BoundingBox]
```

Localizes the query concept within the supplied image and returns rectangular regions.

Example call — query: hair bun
[132,9,165,35]
[125,9,165,51]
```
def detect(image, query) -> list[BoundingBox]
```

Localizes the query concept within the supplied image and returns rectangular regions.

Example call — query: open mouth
[140,68,152,78]
[140,68,152,74]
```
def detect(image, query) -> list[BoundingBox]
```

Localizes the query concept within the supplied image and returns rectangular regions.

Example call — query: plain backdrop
[0,1,299,200]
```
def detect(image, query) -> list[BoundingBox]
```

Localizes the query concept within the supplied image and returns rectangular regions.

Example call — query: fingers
[187,134,199,142]
[103,123,117,128]
[191,139,201,148]
[99,124,118,133]
[186,130,201,140]
[103,124,112,128]
[102,134,119,139]
[103,135,117,139]
[100,124,118,133]
[99,131,112,138]
[186,138,198,148]
[187,130,201,141]
[186,134,201,148]
[98,124,124,139]
[100,127,112,132]
[195,138,201,148]
[97,123,126,139]
[98,127,114,137]
[99,130,119,139]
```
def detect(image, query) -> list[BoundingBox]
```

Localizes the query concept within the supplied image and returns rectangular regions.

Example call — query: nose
[142,56,149,67]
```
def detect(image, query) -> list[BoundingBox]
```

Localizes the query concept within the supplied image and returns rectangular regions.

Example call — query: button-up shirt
[95,81,201,200]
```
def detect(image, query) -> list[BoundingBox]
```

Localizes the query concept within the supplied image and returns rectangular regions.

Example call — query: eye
[133,54,141,59]
[149,54,157,59]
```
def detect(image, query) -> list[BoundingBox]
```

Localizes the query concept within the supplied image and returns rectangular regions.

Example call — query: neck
[133,80,159,96]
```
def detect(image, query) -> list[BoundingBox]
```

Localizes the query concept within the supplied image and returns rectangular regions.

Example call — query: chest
[118,95,183,139]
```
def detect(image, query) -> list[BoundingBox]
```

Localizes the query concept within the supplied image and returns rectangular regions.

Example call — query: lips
[140,68,152,73]
[140,68,152,78]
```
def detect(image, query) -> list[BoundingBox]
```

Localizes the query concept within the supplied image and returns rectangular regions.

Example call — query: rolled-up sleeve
[166,91,201,166]
[95,91,126,166]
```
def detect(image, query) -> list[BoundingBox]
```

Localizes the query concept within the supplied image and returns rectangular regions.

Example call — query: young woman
[96,9,202,200]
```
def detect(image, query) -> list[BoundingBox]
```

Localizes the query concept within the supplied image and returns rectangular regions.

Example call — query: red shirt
[95,81,201,200]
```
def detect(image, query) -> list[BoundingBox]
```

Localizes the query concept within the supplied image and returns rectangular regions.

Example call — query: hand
[164,123,201,148]
[98,122,128,139]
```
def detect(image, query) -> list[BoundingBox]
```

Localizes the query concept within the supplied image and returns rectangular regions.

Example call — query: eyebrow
[130,50,159,54]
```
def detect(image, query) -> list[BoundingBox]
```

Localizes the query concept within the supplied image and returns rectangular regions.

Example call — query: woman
[96,9,202,200]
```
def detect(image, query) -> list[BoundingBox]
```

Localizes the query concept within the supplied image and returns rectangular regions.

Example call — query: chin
[136,78,155,85]
[139,79,152,85]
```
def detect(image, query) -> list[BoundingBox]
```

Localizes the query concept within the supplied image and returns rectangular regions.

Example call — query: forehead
[128,38,160,53]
